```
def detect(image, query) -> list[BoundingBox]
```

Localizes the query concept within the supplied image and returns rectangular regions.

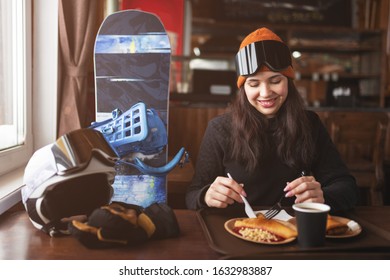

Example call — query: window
[0,0,32,214]
[0,0,32,177]
[0,0,58,215]
[0,0,25,151]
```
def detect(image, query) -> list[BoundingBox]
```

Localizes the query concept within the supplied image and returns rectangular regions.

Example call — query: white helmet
[22,128,117,236]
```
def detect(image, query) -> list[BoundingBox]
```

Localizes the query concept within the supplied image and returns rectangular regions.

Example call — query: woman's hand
[204,176,246,208]
[284,175,324,204]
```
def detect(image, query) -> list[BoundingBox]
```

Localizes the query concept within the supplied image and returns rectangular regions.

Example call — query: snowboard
[92,10,171,208]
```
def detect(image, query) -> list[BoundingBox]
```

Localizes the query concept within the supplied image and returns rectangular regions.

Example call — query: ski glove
[68,202,180,249]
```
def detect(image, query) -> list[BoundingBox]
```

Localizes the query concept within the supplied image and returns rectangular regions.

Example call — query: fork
[227,173,257,218]
[264,195,284,220]
[264,171,306,220]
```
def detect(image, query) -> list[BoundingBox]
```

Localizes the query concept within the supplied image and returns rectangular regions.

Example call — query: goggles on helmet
[235,40,292,77]
[51,128,118,175]
[51,128,189,177]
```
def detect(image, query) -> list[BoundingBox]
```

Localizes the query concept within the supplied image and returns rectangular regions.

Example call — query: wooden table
[0,209,218,260]
[0,206,389,260]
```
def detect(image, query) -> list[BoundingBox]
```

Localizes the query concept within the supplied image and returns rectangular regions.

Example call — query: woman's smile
[258,97,278,108]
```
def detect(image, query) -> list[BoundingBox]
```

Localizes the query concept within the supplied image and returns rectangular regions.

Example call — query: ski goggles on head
[235,40,292,76]
[51,128,118,175]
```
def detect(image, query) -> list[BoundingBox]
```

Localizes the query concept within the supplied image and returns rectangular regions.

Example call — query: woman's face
[244,71,288,118]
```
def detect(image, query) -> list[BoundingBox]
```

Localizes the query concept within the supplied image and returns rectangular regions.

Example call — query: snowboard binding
[90,102,188,176]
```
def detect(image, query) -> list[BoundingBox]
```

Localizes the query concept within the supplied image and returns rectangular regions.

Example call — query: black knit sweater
[185,110,359,213]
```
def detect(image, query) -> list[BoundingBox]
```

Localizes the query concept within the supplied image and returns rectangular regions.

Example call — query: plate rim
[224,217,297,245]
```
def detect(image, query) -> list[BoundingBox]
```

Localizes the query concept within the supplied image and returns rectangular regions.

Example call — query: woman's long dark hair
[230,79,314,171]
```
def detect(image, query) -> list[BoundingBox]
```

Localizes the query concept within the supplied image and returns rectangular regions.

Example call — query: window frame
[0,0,59,215]
[0,0,33,177]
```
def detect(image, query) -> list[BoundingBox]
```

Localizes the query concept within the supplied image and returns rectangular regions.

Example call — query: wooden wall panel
[168,105,227,164]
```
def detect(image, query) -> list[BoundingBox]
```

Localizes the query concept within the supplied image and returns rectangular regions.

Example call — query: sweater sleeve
[185,115,229,210]
[309,111,359,213]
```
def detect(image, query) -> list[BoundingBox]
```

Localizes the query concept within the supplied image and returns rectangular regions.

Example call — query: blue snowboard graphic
[93,10,171,207]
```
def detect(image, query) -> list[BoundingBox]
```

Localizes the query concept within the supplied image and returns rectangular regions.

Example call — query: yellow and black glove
[68,202,180,249]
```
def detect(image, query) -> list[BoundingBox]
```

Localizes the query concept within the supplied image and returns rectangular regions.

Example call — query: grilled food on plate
[326,215,349,235]
[233,214,297,242]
